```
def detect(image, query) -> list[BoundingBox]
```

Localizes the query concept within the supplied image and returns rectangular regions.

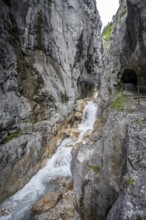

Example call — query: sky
[96,0,119,28]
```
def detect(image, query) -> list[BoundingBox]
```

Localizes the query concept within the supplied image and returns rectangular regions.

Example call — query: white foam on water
[0,100,97,220]
[77,101,97,142]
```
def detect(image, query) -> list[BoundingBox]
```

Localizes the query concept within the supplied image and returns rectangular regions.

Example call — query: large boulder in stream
[32,177,81,220]
[32,192,62,214]
[63,128,80,142]
[74,99,88,120]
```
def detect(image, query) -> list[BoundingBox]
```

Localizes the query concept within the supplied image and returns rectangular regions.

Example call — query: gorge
[0,0,146,219]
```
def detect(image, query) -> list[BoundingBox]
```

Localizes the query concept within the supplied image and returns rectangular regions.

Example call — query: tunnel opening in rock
[121,69,137,91]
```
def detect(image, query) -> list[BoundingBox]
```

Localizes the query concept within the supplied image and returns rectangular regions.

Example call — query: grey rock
[100,0,127,100]
[101,0,146,101]
[0,0,103,201]
[121,0,146,84]
[107,114,146,220]
[0,132,43,202]
[71,112,128,220]
[71,0,146,219]
[72,109,146,220]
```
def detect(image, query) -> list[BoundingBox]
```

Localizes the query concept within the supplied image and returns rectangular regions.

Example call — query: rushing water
[0,100,97,220]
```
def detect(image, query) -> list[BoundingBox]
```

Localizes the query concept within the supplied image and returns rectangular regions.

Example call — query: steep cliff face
[0,0,102,202]
[100,0,127,100]
[121,0,146,87]
[101,0,146,100]
[71,111,127,220]
[72,107,146,220]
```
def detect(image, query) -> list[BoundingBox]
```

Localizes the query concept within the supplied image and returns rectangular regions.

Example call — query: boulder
[32,192,61,214]
[70,129,80,142]
[74,112,83,120]
[75,100,88,113]
[63,128,80,142]
[83,129,92,140]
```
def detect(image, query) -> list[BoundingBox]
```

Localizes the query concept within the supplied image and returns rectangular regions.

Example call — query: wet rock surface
[32,177,81,220]
[32,191,62,214]
[0,133,42,202]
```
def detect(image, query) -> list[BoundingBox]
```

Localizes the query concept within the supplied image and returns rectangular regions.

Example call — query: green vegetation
[101,22,113,42]
[137,215,146,220]
[90,165,100,174]
[101,0,127,42]
[116,6,127,23]
[111,94,126,111]
[21,118,29,123]
[135,118,146,124]
[119,0,127,4]
[3,131,21,144]
[124,177,134,189]
[60,92,69,103]
[79,180,89,211]
[114,0,127,25]
[48,94,56,102]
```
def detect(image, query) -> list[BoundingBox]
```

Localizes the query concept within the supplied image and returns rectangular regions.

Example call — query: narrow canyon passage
[1,0,146,219]
[0,100,97,220]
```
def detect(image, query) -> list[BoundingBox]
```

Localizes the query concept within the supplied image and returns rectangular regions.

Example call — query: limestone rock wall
[100,0,127,100]
[121,0,146,87]
[72,108,146,220]
[71,112,127,220]
[0,0,102,202]
[107,113,146,220]
[101,0,146,100]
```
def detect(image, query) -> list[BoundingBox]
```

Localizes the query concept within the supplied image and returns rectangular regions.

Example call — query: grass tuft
[111,94,126,111]
[3,131,21,144]
[90,165,100,174]
[124,177,134,189]
[102,22,113,42]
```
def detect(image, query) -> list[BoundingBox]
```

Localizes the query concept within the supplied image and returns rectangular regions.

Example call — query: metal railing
[122,83,146,105]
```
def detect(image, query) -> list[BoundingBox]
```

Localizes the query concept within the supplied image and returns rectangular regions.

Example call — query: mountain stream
[0,100,97,220]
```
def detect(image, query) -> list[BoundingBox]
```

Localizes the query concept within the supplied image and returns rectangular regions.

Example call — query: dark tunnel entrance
[121,69,146,105]
[121,69,137,91]
[121,69,137,86]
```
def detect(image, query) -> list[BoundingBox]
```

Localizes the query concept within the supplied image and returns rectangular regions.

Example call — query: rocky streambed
[0,99,98,220]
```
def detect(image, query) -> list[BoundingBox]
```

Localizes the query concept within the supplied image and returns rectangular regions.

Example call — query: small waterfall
[77,101,97,142]
[0,100,97,220]
[79,101,97,130]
